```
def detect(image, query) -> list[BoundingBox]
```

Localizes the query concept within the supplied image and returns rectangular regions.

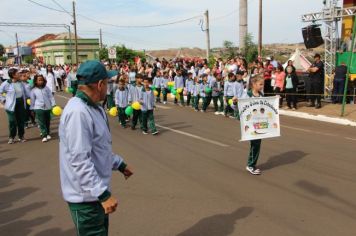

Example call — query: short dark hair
[135,73,143,79]
[8,68,18,79]
[314,53,321,58]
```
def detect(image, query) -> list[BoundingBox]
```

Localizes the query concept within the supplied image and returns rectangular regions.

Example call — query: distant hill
[146,43,324,62]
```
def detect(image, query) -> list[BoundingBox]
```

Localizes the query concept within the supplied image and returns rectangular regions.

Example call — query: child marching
[115,79,129,128]
[232,75,265,175]
[30,74,56,142]
[128,74,144,130]
[140,77,159,135]
[0,68,30,144]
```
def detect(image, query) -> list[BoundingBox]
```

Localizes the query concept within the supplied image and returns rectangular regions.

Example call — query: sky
[0,0,324,50]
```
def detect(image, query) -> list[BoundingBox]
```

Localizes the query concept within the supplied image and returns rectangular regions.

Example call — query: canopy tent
[283,48,312,72]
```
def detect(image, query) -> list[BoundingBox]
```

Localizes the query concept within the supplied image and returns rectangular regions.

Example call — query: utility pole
[239,0,248,53]
[204,10,211,60]
[15,33,21,65]
[99,28,103,49]
[72,1,79,64]
[258,0,263,57]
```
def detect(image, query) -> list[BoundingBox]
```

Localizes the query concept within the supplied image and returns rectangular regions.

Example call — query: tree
[222,40,237,59]
[23,55,34,64]
[99,45,145,63]
[242,34,258,63]
[99,47,108,61]
[0,44,5,56]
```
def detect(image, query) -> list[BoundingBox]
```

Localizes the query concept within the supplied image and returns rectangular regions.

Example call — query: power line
[27,0,202,28]
[27,0,67,14]
[78,14,202,28]
[51,0,72,17]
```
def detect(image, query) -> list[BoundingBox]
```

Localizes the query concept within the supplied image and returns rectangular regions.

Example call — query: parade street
[0,92,355,236]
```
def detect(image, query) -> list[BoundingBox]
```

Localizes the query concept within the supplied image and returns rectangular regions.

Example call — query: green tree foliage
[23,55,35,64]
[99,45,145,63]
[0,44,5,56]
[222,40,237,59]
[242,34,258,63]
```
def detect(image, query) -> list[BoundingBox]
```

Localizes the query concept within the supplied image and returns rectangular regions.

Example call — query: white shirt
[46,73,56,93]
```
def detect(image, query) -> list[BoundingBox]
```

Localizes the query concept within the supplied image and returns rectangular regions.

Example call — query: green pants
[106,93,115,109]
[117,107,127,127]
[68,202,109,236]
[205,94,212,109]
[248,139,262,168]
[213,94,224,112]
[6,98,26,139]
[132,109,143,130]
[174,90,185,105]
[162,88,169,102]
[35,109,51,137]
[224,96,234,116]
[71,80,78,97]
[155,88,161,102]
[202,97,208,111]
[142,110,157,133]
[194,95,200,110]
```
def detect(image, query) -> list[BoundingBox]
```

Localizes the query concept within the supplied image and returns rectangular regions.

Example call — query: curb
[279,110,356,127]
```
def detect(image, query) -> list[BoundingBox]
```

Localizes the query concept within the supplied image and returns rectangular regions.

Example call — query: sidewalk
[279,101,356,126]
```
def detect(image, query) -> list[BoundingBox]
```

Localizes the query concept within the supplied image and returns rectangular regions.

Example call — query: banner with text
[238,96,280,141]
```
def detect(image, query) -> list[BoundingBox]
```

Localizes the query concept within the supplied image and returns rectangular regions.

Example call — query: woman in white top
[45,65,56,94]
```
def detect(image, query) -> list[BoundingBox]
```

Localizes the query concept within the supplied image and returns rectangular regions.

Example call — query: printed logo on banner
[238,96,281,141]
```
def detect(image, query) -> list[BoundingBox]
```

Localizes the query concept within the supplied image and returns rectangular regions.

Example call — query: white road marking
[156,124,229,147]
[281,125,338,137]
[54,94,353,143]
[345,137,356,141]
[155,105,171,110]
[56,94,70,100]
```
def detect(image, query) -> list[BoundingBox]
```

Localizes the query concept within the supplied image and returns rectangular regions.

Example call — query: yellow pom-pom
[26,99,31,105]
[109,107,118,117]
[132,101,141,110]
[2,93,6,96]
[177,88,183,94]
[228,99,233,105]
[52,106,62,116]
[153,90,158,96]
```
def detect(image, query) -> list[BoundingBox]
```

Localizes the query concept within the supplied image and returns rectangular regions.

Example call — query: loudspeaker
[302,25,324,49]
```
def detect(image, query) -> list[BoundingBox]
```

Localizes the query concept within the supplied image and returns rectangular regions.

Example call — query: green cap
[77,60,118,85]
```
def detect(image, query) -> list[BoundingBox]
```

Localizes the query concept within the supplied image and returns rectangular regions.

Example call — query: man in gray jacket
[59,60,133,236]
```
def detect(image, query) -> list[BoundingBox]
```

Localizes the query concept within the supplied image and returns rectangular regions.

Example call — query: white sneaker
[152,131,159,135]
[246,166,261,175]
[219,112,225,115]
[163,101,167,104]
[17,138,27,143]
[8,138,14,144]
[214,111,220,115]
[42,137,48,143]
[46,135,52,140]
[142,131,148,135]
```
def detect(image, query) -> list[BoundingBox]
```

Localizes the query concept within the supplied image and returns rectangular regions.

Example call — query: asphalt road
[0,92,355,236]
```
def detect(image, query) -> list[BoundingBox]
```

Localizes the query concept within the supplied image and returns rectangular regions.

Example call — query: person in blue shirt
[115,79,129,128]
[152,70,162,103]
[174,69,185,106]
[140,77,159,135]
[0,68,30,144]
[212,73,224,115]
[59,60,133,236]
[224,73,236,117]
[30,74,56,142]
[128,73,144,130]
[186,72,194,107]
